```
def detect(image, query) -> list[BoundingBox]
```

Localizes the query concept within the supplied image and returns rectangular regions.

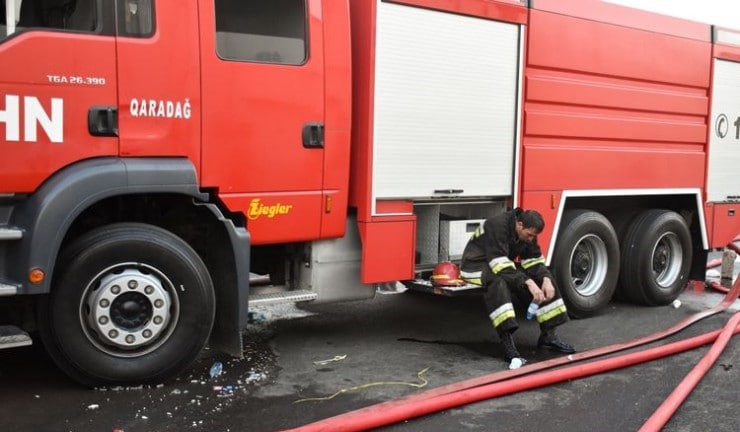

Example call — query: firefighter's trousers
[464,264,568,334]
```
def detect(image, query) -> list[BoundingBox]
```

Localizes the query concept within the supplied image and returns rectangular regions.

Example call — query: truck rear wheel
[552,210,620,318]
[38,223,215,387]
[619,210,692,305]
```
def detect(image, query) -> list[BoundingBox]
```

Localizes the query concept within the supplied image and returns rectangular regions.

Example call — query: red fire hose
[709,280,732,294]
[283,322,740,432]
[730,240,740,254]
[281,278,740,432]
[352,279,739,406]
[639,311,740,431]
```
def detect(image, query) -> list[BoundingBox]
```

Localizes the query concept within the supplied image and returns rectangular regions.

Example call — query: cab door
[199,0,326,244]
[115,0,201,165]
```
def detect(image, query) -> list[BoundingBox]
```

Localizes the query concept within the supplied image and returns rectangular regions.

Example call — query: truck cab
[0,0,352,386]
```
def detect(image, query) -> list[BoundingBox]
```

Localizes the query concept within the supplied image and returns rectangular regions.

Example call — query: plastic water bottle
[526,302,539,320]
[209,361,223,379]
[509,357,525,370]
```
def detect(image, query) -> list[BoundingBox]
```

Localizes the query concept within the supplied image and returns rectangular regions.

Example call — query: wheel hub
[568,234,608,297]
[653,244,669,273]
[651,233,683,287]
[110,292,152,329]
[572,247,592,279]
[86,268,172,350]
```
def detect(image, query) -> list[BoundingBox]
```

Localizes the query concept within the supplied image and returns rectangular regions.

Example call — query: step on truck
[1,0,739,386]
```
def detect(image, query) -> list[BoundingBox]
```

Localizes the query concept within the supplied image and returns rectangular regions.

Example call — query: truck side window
[214,0,307,65]
[1,0,110,40]
[116,0,153,37]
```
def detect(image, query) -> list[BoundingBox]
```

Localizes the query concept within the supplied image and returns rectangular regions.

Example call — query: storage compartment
[414,201,505,268]
[358,217,416,283]
[440,219,485,261]
[709,202,740,248]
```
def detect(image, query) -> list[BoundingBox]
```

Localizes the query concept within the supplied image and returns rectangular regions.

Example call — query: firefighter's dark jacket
[461,209,552,287]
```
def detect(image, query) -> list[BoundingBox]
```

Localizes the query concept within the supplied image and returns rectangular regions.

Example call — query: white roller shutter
[372,1,521,201]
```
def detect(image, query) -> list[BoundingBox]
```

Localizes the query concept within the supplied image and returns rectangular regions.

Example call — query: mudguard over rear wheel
[552,210,620,318]
[38,223,215,387]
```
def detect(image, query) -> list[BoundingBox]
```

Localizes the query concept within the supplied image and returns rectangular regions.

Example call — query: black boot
[538,329,575,354]
[499,330,522,362]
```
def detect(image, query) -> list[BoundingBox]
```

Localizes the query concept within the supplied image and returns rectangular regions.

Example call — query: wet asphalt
[0,275,738,432]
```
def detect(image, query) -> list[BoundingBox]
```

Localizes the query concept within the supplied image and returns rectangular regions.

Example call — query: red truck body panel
[714,33,740,62]
[520,5,719,252]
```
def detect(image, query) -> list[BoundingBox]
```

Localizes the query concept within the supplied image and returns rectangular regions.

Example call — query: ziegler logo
[0,94,63,143]
[247,199,293,220]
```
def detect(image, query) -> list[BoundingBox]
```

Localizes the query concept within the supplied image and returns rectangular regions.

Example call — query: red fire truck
[1,0,739,386]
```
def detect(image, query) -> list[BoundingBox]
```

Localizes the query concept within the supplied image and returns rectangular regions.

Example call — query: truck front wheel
[38,223,215,387]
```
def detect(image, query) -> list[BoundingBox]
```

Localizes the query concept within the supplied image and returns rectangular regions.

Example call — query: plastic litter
[245,370,267,384]
[672,299,682,309]
[508,358,525,370]
[248,311,267,323]
[209,361,223,379]
[213,384,235,397]
[376,281,408,295]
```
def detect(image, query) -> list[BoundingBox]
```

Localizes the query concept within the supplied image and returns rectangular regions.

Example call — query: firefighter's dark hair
[514,208,545,233]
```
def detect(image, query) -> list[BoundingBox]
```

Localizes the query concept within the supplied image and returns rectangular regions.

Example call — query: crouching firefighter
[460,208,575,364]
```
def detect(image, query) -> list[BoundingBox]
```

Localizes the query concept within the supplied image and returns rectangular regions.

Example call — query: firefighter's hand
[541,277,556,301]
[526,280,545,304]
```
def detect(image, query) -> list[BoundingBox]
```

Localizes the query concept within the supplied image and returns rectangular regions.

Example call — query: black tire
[619,210,692,305]
[38,223,215,387]
[608,209,639,302]
[552,210,620,318]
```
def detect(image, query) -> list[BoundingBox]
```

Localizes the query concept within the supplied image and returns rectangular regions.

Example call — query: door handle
[302,122,324,148]
[88,106,119,137]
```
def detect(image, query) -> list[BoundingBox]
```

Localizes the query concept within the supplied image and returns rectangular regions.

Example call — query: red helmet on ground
[431,261,466,287]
